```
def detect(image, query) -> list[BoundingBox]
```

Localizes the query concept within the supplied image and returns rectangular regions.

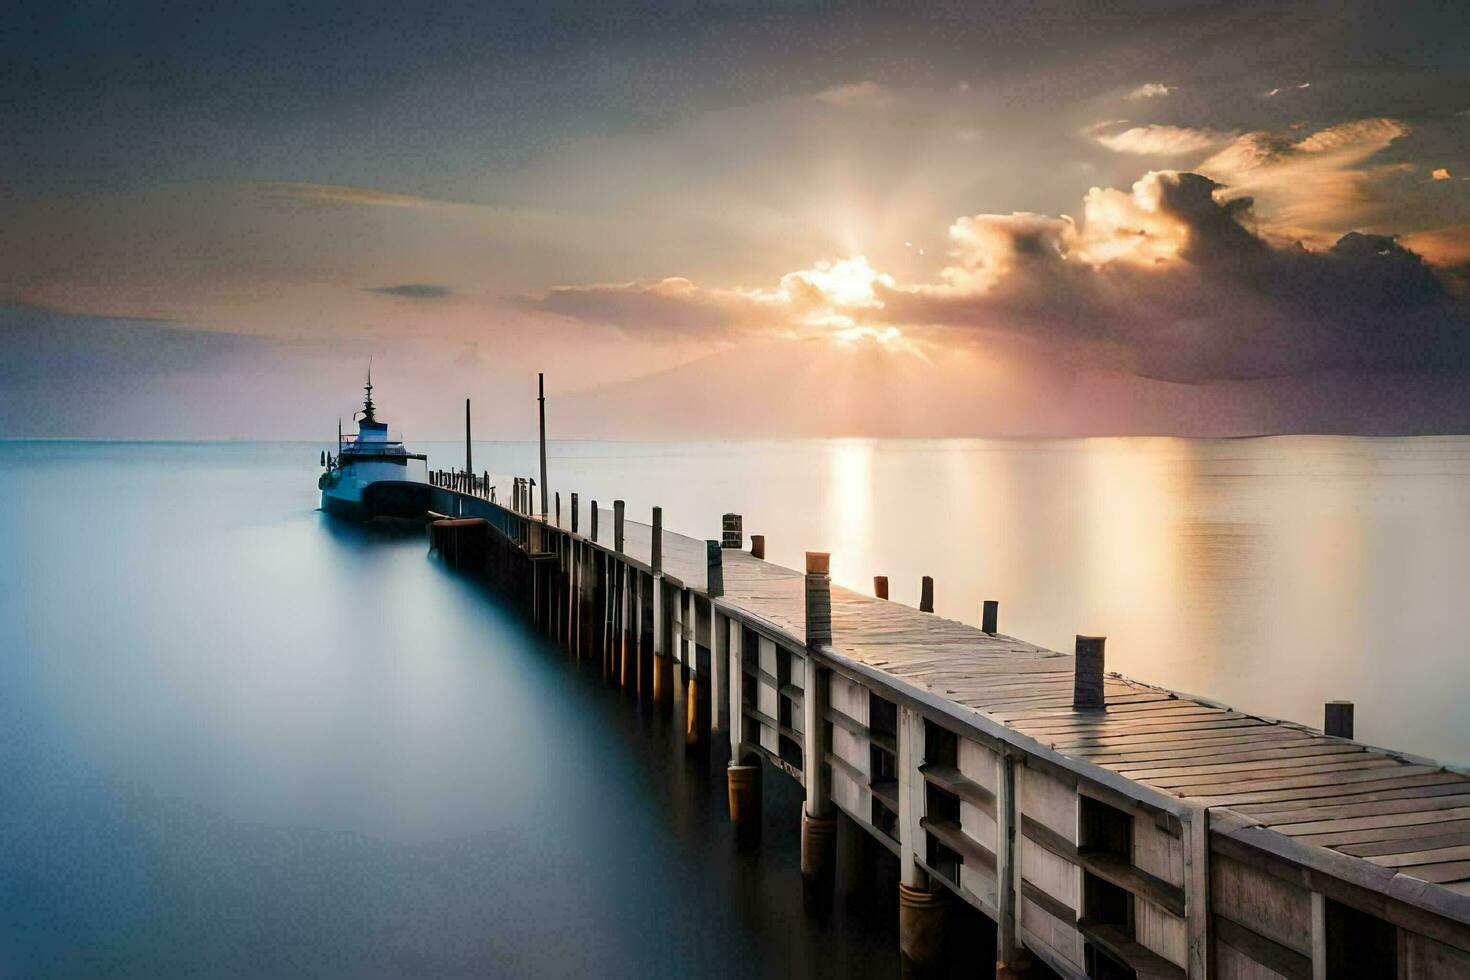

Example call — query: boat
[318,370,431,520]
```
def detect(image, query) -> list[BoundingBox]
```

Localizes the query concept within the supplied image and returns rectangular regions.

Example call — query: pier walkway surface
[426,477,1470,978]
[603,508,1470,897]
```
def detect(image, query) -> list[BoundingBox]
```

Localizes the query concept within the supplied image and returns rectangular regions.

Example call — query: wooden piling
[1073,634,1106,709]
[804,552,832,647]
[1325,700,1354,739]
[613,500,625,552]
[874,575,889,599]
[920,575,934,613]
[706,540,723,597]
[570,493,579,533]
[750,534,765,560]
[722,513,742,550]
[982,599,999,635]
[651,506,663,574]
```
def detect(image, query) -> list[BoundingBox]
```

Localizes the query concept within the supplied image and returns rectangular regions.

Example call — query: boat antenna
[362,361,376,423]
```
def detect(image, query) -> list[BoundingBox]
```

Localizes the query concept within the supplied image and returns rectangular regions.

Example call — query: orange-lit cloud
[532,163,1470,384]
[1433,168,1453,181]
[1125,83,1173,101]
[1197,118,1411,245]
[1094,124,1228,156]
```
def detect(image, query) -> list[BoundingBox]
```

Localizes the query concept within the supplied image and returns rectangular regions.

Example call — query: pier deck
[594,505,1470,903]
[425,479,1470,977]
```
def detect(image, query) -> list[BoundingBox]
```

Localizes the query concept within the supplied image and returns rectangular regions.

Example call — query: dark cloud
[886,171,1470,382]
[365,284,451,298]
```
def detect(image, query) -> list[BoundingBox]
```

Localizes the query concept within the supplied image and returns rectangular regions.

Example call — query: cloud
[885,170,1468,381]
[255,182,467,209]
[365,283,452,298]
[1125,83,1173,100]
[531,160,1470,384]
[1433,168,1453,181]
[813,81,895,110]
[1197,118,1411,244]
[1094,124,1229,156]
[521,257,903,345]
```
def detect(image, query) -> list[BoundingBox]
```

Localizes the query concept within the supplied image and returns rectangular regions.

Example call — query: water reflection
[437,435,1470,760]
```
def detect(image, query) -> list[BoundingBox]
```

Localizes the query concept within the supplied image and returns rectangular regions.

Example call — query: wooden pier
[421,470,1470,978]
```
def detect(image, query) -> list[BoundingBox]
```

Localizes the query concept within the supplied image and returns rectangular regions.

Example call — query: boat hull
[321,480,432,522]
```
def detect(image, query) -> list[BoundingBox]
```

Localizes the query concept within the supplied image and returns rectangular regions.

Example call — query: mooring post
[465,398,472,476]
[1074,635,1106,710]
[722,513,742,550]
[650,507,663,574]
[982,599,999,635]
[570,493,579,534]
[706,539,724,598]
[1325,700,1354,739]
[801,553,836,886]
[750,534,765,560]
[590,500,599,541]
[555,492,561,527]
[874,575,888,599]
[613,500,625,552]
[919,575,934,613]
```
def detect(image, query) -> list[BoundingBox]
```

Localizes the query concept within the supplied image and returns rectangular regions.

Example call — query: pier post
[555,492,561,527]
[874,575,889,599]
[711,607,729,741]
[920,575,934,613]
[723,561,760,834]
[801,553,836,887]
[898,703,946,971]
[1073,635,1106,710]
[570,493,579,534]
[650,507,663,574]
[982,599,999,635]
[1325,700,1354,739]
[614,500,625,553]
[750,534,765,560]
[590,500,599,542]
[622,567,637,692]
[706,539,724,598]
[652,509,672,713]
[722,513,742,550]
[995,751,1029,977]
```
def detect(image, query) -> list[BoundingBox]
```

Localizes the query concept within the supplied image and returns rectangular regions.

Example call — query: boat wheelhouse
[319,371,430,520]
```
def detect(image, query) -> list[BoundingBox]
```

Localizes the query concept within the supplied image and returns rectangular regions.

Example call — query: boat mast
[362,364,376,423]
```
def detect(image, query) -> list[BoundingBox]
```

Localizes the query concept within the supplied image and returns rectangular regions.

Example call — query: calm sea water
[3,437,1469,974]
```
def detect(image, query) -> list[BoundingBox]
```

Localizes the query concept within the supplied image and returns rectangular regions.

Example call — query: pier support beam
[712,608,730,741]
[801,553,837,886]
[725,603,760,836]
[898,703,948,972]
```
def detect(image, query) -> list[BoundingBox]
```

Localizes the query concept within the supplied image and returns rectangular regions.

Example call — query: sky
[3,0,1470,438]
